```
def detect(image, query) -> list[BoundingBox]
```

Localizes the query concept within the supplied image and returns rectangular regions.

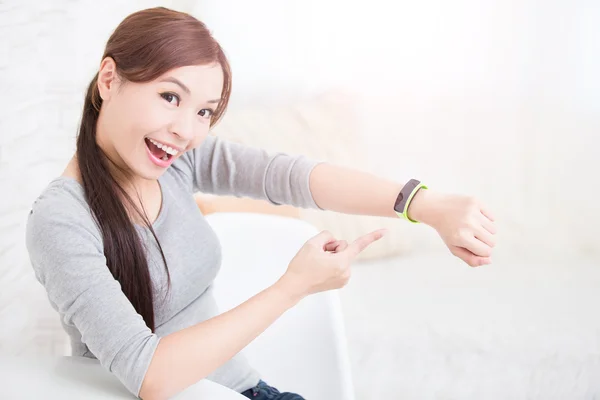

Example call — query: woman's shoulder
[26,177,101,242]
[30,176,89,213]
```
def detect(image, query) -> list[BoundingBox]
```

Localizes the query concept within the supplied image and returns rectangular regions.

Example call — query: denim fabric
[240,380,305,400]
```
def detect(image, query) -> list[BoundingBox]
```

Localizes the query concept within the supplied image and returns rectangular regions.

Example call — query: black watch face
[393,179,420,213]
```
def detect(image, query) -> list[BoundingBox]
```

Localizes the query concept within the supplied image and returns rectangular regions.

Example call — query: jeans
[240,380,305,400]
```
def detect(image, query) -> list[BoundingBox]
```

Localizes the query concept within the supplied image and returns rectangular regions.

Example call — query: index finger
[345,229,388,258]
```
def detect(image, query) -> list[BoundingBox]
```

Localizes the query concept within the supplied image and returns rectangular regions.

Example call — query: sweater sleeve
[177,135,323,209]
[25,187,159,397]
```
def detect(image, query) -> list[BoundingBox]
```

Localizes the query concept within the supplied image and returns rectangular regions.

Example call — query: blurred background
[1,0,599,398]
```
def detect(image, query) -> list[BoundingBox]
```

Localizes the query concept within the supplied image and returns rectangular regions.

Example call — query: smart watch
[393,179,428,223]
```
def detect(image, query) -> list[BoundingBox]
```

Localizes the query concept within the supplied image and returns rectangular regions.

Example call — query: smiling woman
[70,10,230,330]
[23,6,333,400]
[24,5,496,400]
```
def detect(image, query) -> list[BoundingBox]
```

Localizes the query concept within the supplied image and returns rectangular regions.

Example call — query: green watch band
[393,179,428,223]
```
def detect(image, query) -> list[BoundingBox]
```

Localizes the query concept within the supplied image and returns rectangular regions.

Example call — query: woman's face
[96,58,224,180]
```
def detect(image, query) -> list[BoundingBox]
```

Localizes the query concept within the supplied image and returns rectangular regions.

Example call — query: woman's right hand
[279,229,388,300]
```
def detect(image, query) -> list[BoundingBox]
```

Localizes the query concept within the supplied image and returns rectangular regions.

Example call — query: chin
[122,156,166,181]
[135,166,166,181]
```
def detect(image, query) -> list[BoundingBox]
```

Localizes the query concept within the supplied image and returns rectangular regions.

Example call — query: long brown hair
[77,7,231,331]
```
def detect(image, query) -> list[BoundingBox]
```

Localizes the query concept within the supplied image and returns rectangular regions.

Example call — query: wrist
[406,187,435,225]
[273,274,307,307]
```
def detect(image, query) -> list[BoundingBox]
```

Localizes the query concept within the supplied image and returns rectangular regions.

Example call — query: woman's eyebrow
[160,76,221,103]
[160,77,191,95]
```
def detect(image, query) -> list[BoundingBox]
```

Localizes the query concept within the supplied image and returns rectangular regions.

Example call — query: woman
[25,7,496,400]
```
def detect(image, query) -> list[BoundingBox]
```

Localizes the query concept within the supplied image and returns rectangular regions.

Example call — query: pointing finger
[345,229,388,258]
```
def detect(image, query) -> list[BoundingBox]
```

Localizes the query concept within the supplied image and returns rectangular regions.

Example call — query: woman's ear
[97,57,119,102]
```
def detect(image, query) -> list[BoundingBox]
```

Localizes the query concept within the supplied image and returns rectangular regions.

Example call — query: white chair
[207,212,356,400]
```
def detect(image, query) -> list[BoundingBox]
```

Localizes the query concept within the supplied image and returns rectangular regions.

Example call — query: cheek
[134,107,168,134]
[123,93,168,136]
[187,125,211,149]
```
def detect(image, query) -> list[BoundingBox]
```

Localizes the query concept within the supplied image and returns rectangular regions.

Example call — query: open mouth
[144,138,178,162]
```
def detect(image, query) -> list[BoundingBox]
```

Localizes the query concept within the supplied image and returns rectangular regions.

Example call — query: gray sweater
[25,135,321,397]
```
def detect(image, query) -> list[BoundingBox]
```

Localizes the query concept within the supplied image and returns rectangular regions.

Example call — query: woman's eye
[160,92,180,106]
[198,109,214,119]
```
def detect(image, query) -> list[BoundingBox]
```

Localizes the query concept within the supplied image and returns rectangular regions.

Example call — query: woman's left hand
[409,190,497,267]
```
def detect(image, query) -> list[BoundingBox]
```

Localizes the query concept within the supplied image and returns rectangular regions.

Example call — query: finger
[480,205,495,222]
[479,214,497,235]
[462,235,493,258]
[451,246,492,267]
[310,230,336,245]
[345,229,388,258]
[324,242,337,252]
[324,240,348,253]
[475,227,496,248]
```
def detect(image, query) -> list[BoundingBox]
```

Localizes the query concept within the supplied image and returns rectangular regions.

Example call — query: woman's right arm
[140,229,385,400]
[140,275,302,400]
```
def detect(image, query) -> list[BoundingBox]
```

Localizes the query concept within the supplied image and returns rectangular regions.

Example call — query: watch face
[393,179,420,213]
[393,192,404,212]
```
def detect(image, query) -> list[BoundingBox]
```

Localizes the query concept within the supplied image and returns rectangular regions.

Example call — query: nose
[171,111,195,141]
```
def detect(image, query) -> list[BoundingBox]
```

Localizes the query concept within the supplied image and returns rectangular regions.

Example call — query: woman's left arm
[189,137,496,267]
[309,163,497,267]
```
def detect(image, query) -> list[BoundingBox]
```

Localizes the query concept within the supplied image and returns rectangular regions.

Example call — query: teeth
[149,138,179,156]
